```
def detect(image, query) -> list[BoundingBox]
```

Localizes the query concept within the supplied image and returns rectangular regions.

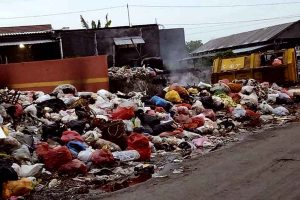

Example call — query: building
[191,20,300,58]
[0,24,62,64]
[57,24,187,68]
[0,24,187,68]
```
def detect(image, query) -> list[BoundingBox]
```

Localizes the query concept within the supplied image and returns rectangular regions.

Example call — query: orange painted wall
[0,55,108,92]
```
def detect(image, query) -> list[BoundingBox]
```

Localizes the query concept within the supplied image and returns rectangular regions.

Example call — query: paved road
[90,123,300,200]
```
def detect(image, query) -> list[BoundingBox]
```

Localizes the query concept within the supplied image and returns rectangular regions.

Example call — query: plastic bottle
[112,150,140,161]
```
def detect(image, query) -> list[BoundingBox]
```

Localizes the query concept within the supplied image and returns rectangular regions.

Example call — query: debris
[0,77,298,198]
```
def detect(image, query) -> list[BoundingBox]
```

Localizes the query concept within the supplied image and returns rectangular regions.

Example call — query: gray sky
[0,0,300,43]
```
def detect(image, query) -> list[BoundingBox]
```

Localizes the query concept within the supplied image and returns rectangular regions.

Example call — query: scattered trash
[0,78,298,199]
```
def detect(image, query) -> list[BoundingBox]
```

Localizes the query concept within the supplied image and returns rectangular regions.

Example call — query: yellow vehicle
[211,48,298,84]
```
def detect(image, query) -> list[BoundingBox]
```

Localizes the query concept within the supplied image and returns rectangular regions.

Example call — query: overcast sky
[0,0,300,43]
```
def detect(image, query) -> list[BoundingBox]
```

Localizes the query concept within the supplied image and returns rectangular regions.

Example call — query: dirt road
[86,123,300,200]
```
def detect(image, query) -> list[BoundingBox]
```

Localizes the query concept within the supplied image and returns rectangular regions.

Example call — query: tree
[80,14,111,29]
[185,40,203,53]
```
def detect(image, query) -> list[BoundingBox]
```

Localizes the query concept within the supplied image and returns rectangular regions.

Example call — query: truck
[211,48,298,85]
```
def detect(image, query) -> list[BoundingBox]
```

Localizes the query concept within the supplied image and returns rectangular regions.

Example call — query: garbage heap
[108,66,167,95]
[0,79,299,199]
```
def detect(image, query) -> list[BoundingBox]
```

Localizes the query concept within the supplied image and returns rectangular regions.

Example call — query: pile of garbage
[0,79,299,199]
[109,66,167,94]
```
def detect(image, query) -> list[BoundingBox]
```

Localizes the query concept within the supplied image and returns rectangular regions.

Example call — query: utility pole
[127,3,131,26]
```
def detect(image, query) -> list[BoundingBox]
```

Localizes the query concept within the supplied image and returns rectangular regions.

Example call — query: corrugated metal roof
[192,21,296,54]
[113,36,145,45]
[232,44,271,54]
[0,24,52,36]
[0,39,56,47]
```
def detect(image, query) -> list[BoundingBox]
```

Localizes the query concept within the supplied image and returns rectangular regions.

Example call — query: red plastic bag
[229,93,241,103]
[176,103,192,109]
[15,104,24,117]
[159,128,184,138]
[176,106,190,115]
[127,133,151,161]
[60,131,84,143]
[61,130,84,143]
[202,109,216,121]
[36,143,73,171]
[91,149,115,166]
[155,107,166,113]
[111,107,135,120]
[227,83,242,93]
[58,159,87,175]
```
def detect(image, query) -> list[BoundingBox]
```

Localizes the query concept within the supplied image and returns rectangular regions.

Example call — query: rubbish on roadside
[0,77,297,198]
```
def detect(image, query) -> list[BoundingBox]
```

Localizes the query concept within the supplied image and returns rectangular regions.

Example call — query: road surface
[89,123,300,200]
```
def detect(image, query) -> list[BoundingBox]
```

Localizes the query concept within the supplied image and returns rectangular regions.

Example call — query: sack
[127,133,151,161]
[94,138,121,152]
[97,120,127,150]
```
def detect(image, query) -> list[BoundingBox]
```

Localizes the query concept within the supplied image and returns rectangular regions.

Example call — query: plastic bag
[12,163,44,178]
[112,150,140,162]
[165,90,182,103]
[227,83,242,93]
[61,130,84,143]
[273,106,289,116]
[192,100,205,114]
[111,106,135,120]
[77,148,94,163]
[169,84,189,97]
[58,159,87,175]
[53,84,77,95]
[94,138,121,152]
[198,82,212,89]
[0,137,21,153]
[258,101,274,114]
[66,141,88,157]
[127,133,151,161]
[267,93,279,103]
[150,96,172,109]
[2,178,35,199]
[91,149,115,166]
[12,145,31,163]
[36,143,73,171]
[202,109,216,121]
[24,105,37,116]
[188,88,199,95]
[232,104,246,118]
[272,58,282,66]
[192,136,209,148]
[82,129,102,144]
[210,83,230,94]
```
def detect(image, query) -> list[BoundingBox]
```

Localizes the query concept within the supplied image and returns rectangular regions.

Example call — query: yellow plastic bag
[2,178,34,199]
[165,90,181,103]
[188,88,199,95]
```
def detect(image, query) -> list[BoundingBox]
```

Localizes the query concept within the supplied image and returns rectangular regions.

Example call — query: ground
[76,122,300,200]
